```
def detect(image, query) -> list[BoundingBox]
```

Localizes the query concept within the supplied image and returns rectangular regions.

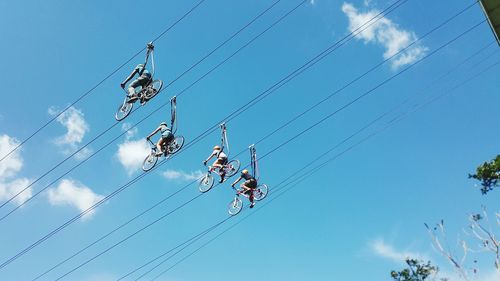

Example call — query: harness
[249,144,259,180]
[170,96,178,134]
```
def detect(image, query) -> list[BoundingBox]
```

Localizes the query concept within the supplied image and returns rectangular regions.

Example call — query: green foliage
[390,259,439,281]
[469,155,500,194]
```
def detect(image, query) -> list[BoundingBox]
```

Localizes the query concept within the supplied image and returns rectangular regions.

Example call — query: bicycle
[115,79,163,121]
[198,159,241,193]
[142,135,184,172]
[227,184,268,216]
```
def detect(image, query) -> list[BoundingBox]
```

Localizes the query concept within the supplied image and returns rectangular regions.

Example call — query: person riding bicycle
[147,122,174,157]
[120,42,155,105]
[203,146,228,183]
[231,169,257,208]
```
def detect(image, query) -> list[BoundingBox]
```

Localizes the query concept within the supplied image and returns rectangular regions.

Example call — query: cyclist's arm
[122,69,138,85]
[204,151,216,163]
[231,176,242,187]
[147,126,161,139]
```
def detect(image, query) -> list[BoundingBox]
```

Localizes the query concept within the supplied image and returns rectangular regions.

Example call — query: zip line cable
[0,0,285,215]
[116,218,230,281]
[30,175,199,280]
[0,0,207,165]
[122,109,393,279]
[50,19,485,280]
[229,0,480,158]
[3,0,460,272]
[149,57,500,281]
[0,0,409,270]
[166,0,282,88]
[0,0,398,226]
[256,20,486,162]
[122,40,500,279]
[53,194,205,281]
[128,218,231,281]
[0,0,302,265]
[47,48,500,280]
[141,22,499,280]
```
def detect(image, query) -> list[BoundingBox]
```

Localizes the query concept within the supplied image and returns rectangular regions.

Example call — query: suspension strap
[170,96,177,134]
[220,123,229,156]
[144,42,155,76]
[150,50,156,77]
[249,144,259,180]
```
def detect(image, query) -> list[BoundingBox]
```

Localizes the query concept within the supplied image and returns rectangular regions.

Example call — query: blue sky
[0,0,499,280]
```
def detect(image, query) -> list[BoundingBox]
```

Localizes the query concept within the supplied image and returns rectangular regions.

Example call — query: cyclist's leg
[212,158,224,170]
[128,79,141,97]
[156,138,166,156]
[163,132,174,154]
[247,180,257,205]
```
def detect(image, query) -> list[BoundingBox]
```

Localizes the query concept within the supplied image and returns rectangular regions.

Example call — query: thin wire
[130,218,231,281]
[53,194,204,281]
[150,53,500,281]
[0,0,207,164]
[1,0,395,216]
[52,16,485,280]
[0,0,282,215]
[116,221,225,281]
[0,0,405,270]
[30,178,199,281]
[166,0,282,88]
[258,19,486,161]
[231,0,479,158]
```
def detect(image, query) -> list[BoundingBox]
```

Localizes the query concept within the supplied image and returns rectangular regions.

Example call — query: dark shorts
[244,179,257,189]
[130,74,152,88]
[215,157,228,166]
[161,131,174,143]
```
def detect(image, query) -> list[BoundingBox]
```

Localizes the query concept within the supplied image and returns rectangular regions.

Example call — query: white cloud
[370,239,428,263]
[0,178,32,206]
[479,270,500,281]
[73,147,93,161]
[49,106,92,159]
[0,134,32,205]
[121,122,138,140]
[162,169,204,182]
[116,125,150,175]
[47,179,104,220]
[342,2,428,69]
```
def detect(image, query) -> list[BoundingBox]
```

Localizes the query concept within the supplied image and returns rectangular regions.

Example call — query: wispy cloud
[370,239,428,263]
[342,2,428,69]
[116,124,150,175]
[162,169,204,182]
[47,179,104,220]
[49,106,93,159]
[0,134,32,205]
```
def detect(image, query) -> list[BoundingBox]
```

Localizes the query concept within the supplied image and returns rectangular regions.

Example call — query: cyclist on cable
[146,122,174,156]
[120,42,155,105]
[231,169,257,208]
[203,146,228,183]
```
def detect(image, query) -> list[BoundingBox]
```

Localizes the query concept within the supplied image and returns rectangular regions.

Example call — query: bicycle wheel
[142,151,158,172]
[253,184,268,201]
[115,98,133,121]
[228,197,243,216]
[198,173,214,193]
[223,159,240,178]
[144,80,163,100]
[167,135,185,155]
